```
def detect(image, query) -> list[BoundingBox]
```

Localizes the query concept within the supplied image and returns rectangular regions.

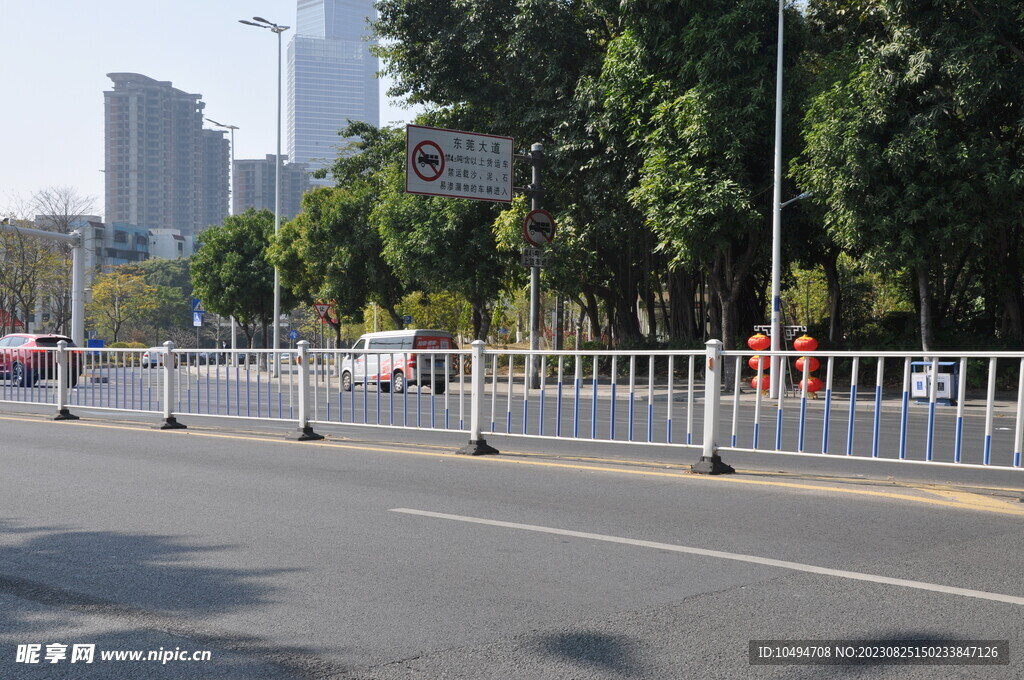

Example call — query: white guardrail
[3,340,1024,472]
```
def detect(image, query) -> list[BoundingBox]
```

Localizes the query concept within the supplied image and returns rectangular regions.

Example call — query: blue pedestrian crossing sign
[289,330,300,341]
[191,298,204,313]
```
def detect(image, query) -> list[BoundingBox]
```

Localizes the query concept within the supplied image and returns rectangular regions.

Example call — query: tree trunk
[917,262,933,352]
[822,254,843,347]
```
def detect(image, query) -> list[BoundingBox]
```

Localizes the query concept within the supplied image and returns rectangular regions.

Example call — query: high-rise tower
[104,73,228,236]
[287,0,379,175]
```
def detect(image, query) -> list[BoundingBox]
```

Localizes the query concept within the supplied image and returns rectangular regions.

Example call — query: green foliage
[191,209,299,346]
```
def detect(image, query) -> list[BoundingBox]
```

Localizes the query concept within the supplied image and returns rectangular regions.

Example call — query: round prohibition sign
[523,209,556,246]
[411,140,445,182]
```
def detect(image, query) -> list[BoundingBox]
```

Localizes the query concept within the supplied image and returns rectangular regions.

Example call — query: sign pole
[528,143,544,389]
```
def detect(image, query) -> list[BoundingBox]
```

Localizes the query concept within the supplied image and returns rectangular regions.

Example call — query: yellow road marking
[3,413,1023,516]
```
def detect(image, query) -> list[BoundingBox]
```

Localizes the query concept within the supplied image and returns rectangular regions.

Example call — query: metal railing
[3,339,1023,472]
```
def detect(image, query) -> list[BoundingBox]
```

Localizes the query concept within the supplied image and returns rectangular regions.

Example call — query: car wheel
[432,381,446,395]
[11,362,33,387]
[379,379,391,393]
[67,371,80,388]
[342,371,352,392]
[392,371,405,394]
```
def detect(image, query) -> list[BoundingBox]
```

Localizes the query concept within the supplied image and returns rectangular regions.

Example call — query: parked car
[141,346,178,368]
[0,333,82,387]
[340,330,457,394]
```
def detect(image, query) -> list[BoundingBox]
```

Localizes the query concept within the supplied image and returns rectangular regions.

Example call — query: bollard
[288,341,323,441]
[456,340,498,455]
[155,340,186,430]
[53,340,79,421]
[692,339,734,474]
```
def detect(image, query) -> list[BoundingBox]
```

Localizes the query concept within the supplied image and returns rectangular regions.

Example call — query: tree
[0,221,63,335]
[136,257,193,333]
[795,0,1024,350]
[86,267,158,343]
[269,123,408,344]
[30,186,96,334]
[191,209,299,349]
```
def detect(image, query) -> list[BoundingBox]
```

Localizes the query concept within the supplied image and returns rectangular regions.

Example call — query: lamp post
[770,0,785,398]
[206,117,240,362]
[240,16,289,377]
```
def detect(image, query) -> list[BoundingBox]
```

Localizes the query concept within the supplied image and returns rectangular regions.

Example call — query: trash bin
[910,361,958,406]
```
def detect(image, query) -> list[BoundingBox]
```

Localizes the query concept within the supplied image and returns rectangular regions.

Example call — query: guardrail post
[156,340,186,430]
[53,340,79,421]
[692,339,734,474]
[288,341,324,441]
[456,340,498,455]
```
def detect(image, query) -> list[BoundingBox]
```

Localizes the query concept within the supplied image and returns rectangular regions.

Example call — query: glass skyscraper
[287,0,379,175]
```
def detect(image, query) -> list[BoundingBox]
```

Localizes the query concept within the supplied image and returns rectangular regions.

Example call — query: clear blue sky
[0,0,418,219]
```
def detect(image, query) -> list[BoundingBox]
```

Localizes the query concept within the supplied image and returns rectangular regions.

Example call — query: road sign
[289,329,300,341]
[523,209,555,246]
[314,303,331,321]
[191,298,204,313]
[193,311,204,327]
[405,125,513,203]
[403,315,413,324]
[521,247,548,268]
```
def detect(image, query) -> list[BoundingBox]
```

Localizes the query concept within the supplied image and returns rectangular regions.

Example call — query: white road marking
[391,508,1024,607]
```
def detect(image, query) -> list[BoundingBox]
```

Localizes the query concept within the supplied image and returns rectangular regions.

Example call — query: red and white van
[340,330,457,394]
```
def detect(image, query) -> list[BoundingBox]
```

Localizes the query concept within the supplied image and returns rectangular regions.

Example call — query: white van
[341,330,457,394]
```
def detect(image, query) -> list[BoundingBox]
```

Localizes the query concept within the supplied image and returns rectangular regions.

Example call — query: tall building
[201,129,230,229]
[233,155,312,220]
[104,73,228,237]
[287,0,379,176]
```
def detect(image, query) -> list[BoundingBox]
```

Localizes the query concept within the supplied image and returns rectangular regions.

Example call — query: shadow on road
[0,519,343,679]
[536,631,649,677]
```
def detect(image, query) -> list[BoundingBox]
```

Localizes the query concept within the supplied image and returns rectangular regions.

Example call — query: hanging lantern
[799,376,824,394]
[748,355,769,371]
[795,356,820,373]
[793,334,818,352]
[751,375,771,392]
[747,333,770,351]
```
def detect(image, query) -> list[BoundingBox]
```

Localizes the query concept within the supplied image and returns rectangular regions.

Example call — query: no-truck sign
[523,209,556,246]
[406,125,514,203]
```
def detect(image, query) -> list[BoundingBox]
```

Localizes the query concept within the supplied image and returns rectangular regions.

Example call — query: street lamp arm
[780,192,812,209]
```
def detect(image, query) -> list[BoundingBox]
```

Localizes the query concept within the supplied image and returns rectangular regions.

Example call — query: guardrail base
[155,417,187,430]
[456,439,498,456]
[53,408,79,421]
[288,426,324,442]
[691,455,735,475]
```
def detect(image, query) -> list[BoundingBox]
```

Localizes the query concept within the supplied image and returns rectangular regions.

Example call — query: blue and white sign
[191,298,204,313]
[193,311,204,327]
[288,329,300,341]
[403,315,413,324]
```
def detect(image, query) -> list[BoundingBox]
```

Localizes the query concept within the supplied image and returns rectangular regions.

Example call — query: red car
[0,333,82,387]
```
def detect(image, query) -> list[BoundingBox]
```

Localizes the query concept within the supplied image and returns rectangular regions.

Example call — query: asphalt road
[1,406,1023,679]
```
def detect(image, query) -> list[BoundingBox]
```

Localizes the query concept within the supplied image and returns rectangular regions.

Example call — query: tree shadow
[535,631,649,677]
[0,519,344,679]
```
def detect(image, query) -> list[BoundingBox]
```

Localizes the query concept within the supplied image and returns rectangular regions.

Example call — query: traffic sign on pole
[191,298,204,313]
[314,303,331,322]
[523,209,556,246]
[193,311,204,327]
[406,125,513,202]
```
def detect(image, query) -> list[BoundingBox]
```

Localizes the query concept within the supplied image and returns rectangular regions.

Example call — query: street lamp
[770,0,785,398]
[240,16,289,377]
[206,117,240,362]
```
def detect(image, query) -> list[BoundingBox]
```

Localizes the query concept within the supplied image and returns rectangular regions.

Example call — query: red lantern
[747,333,770,351]
[748,355,769,371]
[799,376,824,393]
[793,334,818,352]
[795,356,820,373]
[751,375,771,391]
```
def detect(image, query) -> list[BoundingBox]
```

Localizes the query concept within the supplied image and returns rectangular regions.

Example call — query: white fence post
[53,340,79,421]
[288,340,324,441]
[692,339,734,474]
[156,341,186,430]
[456,340,498,455]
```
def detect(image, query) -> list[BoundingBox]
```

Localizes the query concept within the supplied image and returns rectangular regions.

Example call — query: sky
[0,0,420,219]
